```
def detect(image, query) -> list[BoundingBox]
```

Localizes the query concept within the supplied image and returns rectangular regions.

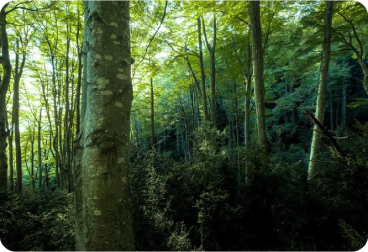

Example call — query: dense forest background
[0,0,368,251]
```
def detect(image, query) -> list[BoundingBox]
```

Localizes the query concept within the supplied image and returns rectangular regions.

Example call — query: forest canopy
[0,0,368,251]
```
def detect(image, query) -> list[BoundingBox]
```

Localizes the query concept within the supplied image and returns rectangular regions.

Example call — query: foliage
[1,0,368,250]
[0,190,75,251]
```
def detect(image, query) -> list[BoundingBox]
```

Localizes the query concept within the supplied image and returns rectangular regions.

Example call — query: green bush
[0,190,75,251]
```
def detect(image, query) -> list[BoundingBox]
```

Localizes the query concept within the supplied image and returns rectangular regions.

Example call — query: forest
[0,0,368,251]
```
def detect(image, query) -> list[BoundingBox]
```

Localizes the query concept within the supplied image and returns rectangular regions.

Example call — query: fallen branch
[306,110,346,157]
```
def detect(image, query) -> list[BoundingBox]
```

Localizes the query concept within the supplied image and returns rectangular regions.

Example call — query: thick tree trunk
[0,4,11,192]
[308,1,333,180]
[75,2,135,250]
[249,1,268,165]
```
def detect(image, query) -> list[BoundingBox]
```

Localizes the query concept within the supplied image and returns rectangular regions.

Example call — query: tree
[12,37,27,192]
[74,2,135,250]
[202,13,217,126]
[332,2,368,96]
[0,3,12,192]
[248,1,268,165]
[198,17,209,123]
[308,1,334,181]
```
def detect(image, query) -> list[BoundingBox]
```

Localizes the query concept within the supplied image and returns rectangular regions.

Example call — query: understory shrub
[0,190,75,251]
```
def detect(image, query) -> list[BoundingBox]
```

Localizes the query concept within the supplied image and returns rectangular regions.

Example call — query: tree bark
[198,17,209,123]
[248,1,268,165]
[76,9,82,136]
[13,39,26,192]
[341,83,347,130]
[202,15,217,126]
[30,129,35,188]
[50,53,61,188]
[75,2,135,250]
[151,78,155,149]
[64,25,72,191]
[244,34,252,150]
[0,4,11,192]
[308,1,333,180]
[329,88,334,131]
[7,111,14,191]
[38,108,42,190]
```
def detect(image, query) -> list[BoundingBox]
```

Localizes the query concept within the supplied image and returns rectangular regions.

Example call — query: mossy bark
[75,1,134,250]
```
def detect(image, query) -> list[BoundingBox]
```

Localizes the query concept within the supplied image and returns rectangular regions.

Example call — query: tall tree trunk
[151,78,155,149]
[198,17,209,123]
[13,39,26,193]
[76,9,82,136]
[64,25,71,191]
[202,15,217,126]
[38,108,42,190]
[190,84,196,132]
[308,1,333,180]
[179,94,190,162]
[75,2,135,250]
[329,88,334,131]
[44,140,50,190]
[7,112,14,191]
[0,4,11,191]
[51,54,61,188]
[249,1,268,165]
[341,83,347,130]
[244,35,252,150]
[30,130,35,188]
[285,83,289,123]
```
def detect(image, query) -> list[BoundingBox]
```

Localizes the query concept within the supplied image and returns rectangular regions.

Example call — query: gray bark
[308,1,333,180]
[202,15,217,126]
[38,108,42,190]
[75,2,135,250]
[198,17,209,123]
[13,39,26,192]
[151,78,155,149]
[249,1,268,165]
[0,4,11,192]
[7,112,14,191]
[244,34,252,150]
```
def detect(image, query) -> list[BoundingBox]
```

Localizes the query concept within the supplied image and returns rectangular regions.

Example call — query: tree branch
[134,0,168,71]
[306,110,346,157]
[5,1,55,15]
